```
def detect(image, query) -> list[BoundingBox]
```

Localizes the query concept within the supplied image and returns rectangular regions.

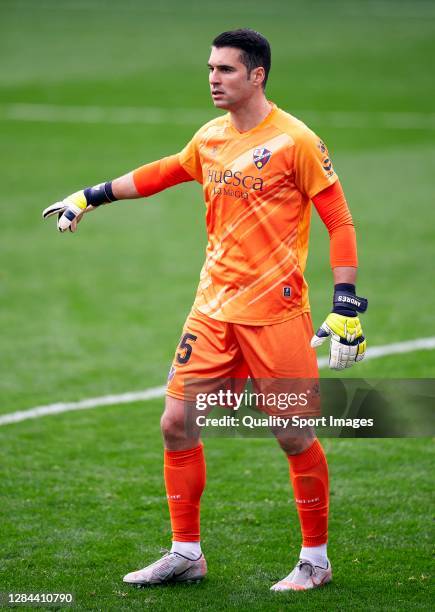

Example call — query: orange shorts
[166,309,319,404]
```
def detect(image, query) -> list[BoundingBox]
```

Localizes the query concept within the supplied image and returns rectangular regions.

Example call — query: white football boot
[123,550,207,586]
[271,559,332,591]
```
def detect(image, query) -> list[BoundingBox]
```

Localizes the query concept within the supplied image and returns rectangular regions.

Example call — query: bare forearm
[111,172,139,199]
[333,266,357,286]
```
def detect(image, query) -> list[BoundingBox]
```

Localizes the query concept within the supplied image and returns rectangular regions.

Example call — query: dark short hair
[212,29,271,88]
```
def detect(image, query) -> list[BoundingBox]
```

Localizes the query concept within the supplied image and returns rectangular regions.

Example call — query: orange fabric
[178,103,338,325]
[327,224,358,268]
[164,443,206,542]
[166,308,319,402]
[132,154,192,197]
[312,181,358,268]
[288,439,329,547]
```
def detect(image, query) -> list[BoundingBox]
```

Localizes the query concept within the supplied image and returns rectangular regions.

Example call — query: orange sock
[164,443,206,542]
[287,439,329,546]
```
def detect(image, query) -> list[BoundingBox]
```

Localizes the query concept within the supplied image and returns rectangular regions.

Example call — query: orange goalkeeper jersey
[178,102,338,325]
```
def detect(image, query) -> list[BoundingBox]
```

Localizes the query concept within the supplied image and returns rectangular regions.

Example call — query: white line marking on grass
[1,337,434,427]
[350,337,435,360]
[0,387,166,426]
[1,103,435,130]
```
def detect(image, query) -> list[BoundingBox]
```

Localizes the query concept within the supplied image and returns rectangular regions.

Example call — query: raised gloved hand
[311,284,368,370]
[42,182,116,232]
[42,190,91,232]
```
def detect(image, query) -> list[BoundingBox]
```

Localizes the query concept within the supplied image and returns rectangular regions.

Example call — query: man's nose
[209,69,220,85]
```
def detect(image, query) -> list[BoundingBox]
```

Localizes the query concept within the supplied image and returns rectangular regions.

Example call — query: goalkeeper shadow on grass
[182,378,435,439]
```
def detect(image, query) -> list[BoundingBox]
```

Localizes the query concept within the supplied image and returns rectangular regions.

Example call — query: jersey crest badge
[253,147,272,170]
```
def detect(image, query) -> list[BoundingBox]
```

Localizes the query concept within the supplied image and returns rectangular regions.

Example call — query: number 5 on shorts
[176,333,197,364]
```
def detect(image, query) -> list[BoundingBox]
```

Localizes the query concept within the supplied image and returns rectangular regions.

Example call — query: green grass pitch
[0,1,434,609]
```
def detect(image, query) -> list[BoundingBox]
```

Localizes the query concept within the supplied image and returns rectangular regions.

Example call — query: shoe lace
[158,548,188,562]
[297,559,317,577]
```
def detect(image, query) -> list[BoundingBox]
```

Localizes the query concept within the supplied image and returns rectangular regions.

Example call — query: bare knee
[161,395,200,450]
[273,425,315,455]
[160,411,184,444]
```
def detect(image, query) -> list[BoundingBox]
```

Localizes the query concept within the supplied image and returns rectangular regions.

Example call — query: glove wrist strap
[84,182,117,207]
[332,284,368,316]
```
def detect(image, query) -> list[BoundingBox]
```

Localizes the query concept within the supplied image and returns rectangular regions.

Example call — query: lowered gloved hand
[311,284,368,370]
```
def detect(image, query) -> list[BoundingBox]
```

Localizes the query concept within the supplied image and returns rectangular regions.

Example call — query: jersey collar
[227,101,278,136]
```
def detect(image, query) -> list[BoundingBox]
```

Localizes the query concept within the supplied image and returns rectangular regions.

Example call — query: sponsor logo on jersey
[318,140,334,176]
[322,157,333,172]
[253,147,272,170]
[317,140,327,154]
[207,168,264,191]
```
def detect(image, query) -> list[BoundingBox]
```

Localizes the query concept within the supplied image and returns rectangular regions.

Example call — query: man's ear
[251,66,266,88]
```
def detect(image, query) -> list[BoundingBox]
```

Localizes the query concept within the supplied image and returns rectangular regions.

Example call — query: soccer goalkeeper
[43,29,367,591]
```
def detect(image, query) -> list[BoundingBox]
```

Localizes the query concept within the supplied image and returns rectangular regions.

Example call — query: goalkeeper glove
[311,283,368,370]
[42,182,116,232]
